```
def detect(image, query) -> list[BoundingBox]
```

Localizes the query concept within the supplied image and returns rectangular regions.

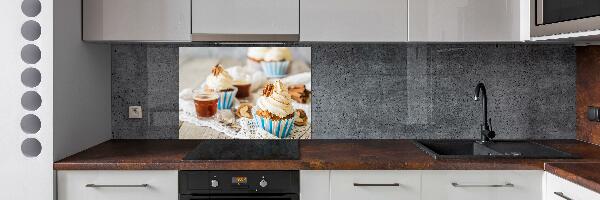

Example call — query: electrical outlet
[129,106,143,119]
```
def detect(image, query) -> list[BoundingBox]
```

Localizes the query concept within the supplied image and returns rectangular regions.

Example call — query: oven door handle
[181,194,298,200]
[179,196,210,200]
[180,196,209,200]
[180,194,299,200]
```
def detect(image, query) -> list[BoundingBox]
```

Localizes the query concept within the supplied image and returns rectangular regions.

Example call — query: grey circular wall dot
[21,44,41,64]
[21,0,41,17]
[21,114,41,134]
[21,91,42,111]
[21,68,41,87]
[21,138,42,157]
[21,20,41,41]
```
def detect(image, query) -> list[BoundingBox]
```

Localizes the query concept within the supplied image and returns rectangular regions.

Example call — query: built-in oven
[179,171,299,200]
[532,0,600,37]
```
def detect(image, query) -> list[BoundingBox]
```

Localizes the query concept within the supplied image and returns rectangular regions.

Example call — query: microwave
[531,0,600,37]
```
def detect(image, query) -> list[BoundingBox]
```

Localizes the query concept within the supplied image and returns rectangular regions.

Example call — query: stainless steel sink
[413,140,577,159]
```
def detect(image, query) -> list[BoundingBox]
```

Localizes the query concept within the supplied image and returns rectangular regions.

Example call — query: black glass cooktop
[183,140,300,160]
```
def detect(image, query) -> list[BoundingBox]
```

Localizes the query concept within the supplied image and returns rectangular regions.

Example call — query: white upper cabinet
[300,0,408,42]
[191,0,299,41]
[409,0,530,42]
[82,0,191,41]
[81,0,532,42]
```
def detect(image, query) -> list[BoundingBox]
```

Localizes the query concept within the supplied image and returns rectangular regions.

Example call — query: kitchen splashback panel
[112,44,576,139]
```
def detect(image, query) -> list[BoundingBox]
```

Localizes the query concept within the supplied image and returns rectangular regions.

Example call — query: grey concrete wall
[112,44,576,139]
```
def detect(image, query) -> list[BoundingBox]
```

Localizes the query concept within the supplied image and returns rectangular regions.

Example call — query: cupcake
[204,64,238,110]
[252,80,296,138]
[246,47,270,71]
[261,47,292,78]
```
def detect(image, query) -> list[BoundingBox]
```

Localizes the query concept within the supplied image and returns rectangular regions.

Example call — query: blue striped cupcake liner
[261,61,290,78]
[252,107,295,138]
[217,87,238,110]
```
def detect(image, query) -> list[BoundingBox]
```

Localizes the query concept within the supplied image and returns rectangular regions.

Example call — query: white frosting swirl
[256,81,294,118]
[247,47,270,60]
[263,47,292,62]
[205,65,235,91]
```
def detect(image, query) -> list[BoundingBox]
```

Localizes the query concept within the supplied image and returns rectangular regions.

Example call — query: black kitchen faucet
[474,82,495,143]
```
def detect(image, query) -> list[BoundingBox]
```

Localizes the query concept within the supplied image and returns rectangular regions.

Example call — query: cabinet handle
[451,182,514,188]
[353,183,400,187]
[85,184,149,188]
[553,192,573,200]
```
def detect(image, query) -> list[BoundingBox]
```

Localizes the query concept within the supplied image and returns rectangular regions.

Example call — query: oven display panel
[232,176,248,186]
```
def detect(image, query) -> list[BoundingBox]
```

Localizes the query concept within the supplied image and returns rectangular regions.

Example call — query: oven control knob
[259,179,268,188]
[210,180,219,188]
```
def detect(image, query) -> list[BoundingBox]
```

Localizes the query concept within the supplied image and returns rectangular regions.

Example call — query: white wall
[53,0,111,161]
[1,0,110,198]
[0,0,54,199]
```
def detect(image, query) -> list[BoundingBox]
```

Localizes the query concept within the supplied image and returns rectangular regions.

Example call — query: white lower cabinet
[301,170,331,200]
[545,172,600,200]
[421,170,543,200]
[57,170,599,200]
[330,170,421,200]
[57,170,178,200]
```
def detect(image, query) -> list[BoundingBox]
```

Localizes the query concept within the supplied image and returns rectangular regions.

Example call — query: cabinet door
[300,171,330,200]
[545,172,600,200]
[191,0,299,41]
[57,170,178,200]
[330,170,420,200]
[409,0,529,41]
[300,0,408,42]
[421,170,543,200]
[82,0,191,41]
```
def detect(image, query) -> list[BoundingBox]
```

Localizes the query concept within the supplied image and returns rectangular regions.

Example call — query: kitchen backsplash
[112,44,576,139]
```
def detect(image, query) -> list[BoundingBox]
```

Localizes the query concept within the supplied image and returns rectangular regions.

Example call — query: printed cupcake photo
[204,65,237,109]
[178,47,311,139]
[246,47,269,71]
[261,47,293,78]
[253,81,296,138]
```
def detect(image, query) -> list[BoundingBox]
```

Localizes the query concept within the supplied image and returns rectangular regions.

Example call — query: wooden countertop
[54,139,600,170]
[545,162,600,194]
[54,139,600,194]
